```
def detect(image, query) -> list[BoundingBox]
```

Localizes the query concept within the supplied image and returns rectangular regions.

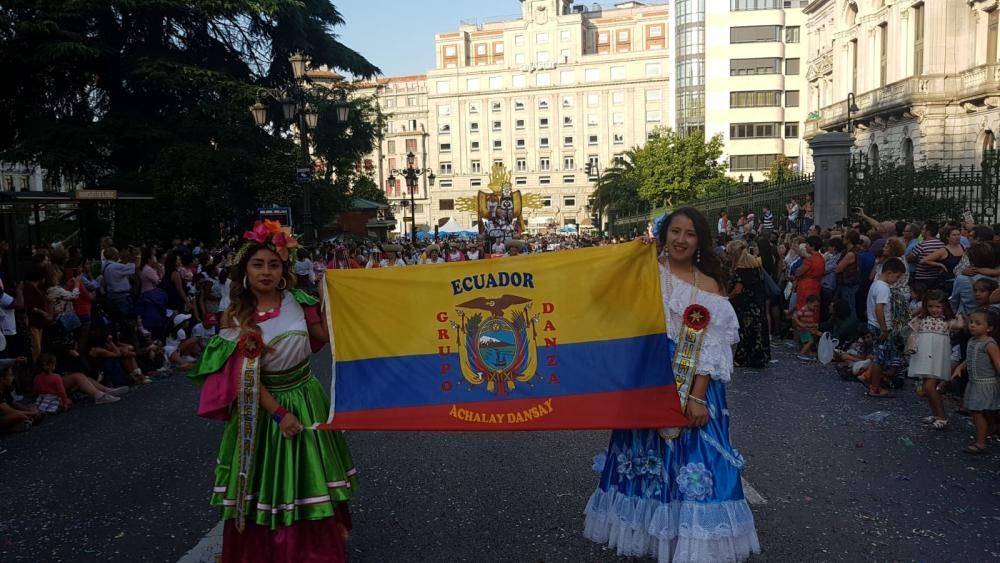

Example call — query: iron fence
[849,150,1000,225]
[610,172,816,237]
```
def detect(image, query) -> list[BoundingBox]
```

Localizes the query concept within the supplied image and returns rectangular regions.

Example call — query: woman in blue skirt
[584,208,760,562]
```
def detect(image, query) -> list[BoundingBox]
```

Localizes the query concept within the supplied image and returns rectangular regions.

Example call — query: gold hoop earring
[278,277,287,290]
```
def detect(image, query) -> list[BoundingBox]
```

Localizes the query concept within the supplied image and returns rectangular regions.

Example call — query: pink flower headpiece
[240,219,300,262]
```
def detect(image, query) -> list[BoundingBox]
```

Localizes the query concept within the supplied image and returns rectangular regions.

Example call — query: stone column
[809,132,854,229]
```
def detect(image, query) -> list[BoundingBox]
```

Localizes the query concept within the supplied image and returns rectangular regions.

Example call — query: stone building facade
[804,0,1000,170]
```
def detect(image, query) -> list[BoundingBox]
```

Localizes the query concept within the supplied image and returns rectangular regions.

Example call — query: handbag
[761,269,782,301]
[818,332,839,365]
[59,312,82,332]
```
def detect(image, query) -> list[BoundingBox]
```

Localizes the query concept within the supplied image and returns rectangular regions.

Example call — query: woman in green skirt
[189,220,357,562]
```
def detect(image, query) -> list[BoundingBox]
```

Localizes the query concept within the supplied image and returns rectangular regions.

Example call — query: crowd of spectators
[715,205,1000,454]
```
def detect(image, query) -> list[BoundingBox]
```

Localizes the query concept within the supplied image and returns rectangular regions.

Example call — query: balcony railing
[809,63,1000,135]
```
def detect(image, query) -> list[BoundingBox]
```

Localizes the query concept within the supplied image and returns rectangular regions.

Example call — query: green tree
[350,175,388,205]
[632,128,732,208]
[0,0,378,243]
[764,155,795,181]
[591,149,647,217]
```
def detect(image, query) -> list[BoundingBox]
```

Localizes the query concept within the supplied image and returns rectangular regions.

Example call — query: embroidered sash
[235,354,261,532]
[659,267,711,441]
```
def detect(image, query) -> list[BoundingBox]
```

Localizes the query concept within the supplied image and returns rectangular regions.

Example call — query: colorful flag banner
[318,243,686,431]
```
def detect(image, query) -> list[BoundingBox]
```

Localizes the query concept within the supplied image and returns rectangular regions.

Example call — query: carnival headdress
[237,219,300,263]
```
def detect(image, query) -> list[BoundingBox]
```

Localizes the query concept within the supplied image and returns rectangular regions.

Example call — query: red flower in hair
[243,221,269,244]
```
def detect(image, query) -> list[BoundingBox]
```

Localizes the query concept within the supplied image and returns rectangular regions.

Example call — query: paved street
[3,345,999,563]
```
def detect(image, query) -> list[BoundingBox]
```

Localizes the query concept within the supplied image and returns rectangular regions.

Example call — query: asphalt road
[2,344,999,563]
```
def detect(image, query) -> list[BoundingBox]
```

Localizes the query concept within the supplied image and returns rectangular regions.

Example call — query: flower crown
[237,219,300,263]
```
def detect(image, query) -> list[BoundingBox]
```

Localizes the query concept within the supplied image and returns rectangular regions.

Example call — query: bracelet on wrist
[688,395,707,406]
[272,406,289,424]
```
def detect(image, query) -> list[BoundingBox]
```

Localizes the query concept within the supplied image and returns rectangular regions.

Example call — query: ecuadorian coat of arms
[450,294,540,395]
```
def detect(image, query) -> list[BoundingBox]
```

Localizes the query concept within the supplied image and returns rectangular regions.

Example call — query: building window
[516,159,527,172]
[879,24,888,86]
[587,114,599,127]
[439,162,452,175]
[610,66,626,81]
[730,0,781,9]
[729,154,782,171]
[405,139,417,152]
[471,141,480,152]
[387,140,396,154]
[646,110,662,123]
[645,63,662,77]
[515,119,525,130]
[437,180,452,189]
[785,58,800,75]
[469,103,480,114]
[563,175,576,184]
[516,138,526,149]
[436,81,450,94]
[471,160,482,173]
[562,95,574,108]
[612,91,625,105]
[612,112,625,125]
[489,77,503,90]
[784,122,799,138]
[466,78,481,91]
[913,5,924,75]
[470,122,480,132]
[902,138,914,168]
[438,106,451,116]
[585,68,600,82]
[561,70,574,84]
[515,177,527,185]
[588,135,598,146]
[513,75,527,88]
[536,32,549,44]
[564,156,575,169]
[439,143,451,152]
[785,26,800,43]
[730,122,781,139]
[646,89,663,102]
[563,136,574,148]
[407,97,417,107]
[730,58,782,76]
[493,140,502,150]
[538,99,549,110]
[540,117,550,128]
[563,116,574,127]
[515,34,525,46]
[869,143,880,170]
[588,156,599,177]
[540,137,550,148]
[730,90,782,108]
[540,179,551,188]
[540,195,552,207]
[730,25,781,44]
[564,195,577,207]
[492,121,502,131]
[471,178,482,187]
[990,10,999,63]
[587,94,599,107]
[540,158,551,171]
[439,124,451,133]
[536,73,551,87]
[491,101,502,112]
[613,133,624,145]
[785,90,800,107]
[439,199,455,211]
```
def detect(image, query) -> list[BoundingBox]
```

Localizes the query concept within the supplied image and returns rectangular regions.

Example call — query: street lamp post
[249,52,351,244]
[387,151,435,242]
[846,92,860,135]
[586,160,603,236]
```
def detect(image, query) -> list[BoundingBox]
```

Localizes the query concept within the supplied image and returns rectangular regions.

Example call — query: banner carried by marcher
[319,242,686,431]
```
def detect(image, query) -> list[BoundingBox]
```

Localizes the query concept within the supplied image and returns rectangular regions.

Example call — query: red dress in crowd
[795,252,825,312]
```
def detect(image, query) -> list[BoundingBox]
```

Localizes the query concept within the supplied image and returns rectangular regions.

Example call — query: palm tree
[591,148,647,219]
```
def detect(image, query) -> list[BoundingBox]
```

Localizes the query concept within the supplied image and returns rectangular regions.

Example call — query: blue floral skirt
[583,380,760,563]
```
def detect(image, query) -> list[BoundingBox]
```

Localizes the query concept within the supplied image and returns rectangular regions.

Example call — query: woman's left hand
[686,401,709,427]
[279,412,305,439]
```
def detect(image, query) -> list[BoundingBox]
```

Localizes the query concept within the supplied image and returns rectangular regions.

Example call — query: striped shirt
[910,238,945,281]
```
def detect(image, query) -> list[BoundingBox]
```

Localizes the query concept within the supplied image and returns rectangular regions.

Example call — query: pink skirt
[222,504,352,563]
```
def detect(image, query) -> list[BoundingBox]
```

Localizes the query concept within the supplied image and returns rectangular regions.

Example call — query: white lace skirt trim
[583,486,760,563]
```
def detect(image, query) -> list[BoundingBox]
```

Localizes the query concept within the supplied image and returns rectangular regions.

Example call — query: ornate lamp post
[250,52,350,243]
[387,151,435,242]
[846,92,860,135]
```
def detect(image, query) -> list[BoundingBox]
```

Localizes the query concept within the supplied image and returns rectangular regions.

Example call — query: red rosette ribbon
[238,332,265,359]
[683,304,711,331]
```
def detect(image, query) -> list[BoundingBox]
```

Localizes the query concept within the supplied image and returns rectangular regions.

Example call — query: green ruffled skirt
[211,364,357,528]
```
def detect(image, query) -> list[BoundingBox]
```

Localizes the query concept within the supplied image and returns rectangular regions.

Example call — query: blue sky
[334,0,518,77]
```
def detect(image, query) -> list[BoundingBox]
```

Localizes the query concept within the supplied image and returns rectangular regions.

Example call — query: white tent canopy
[438,217,464,233]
